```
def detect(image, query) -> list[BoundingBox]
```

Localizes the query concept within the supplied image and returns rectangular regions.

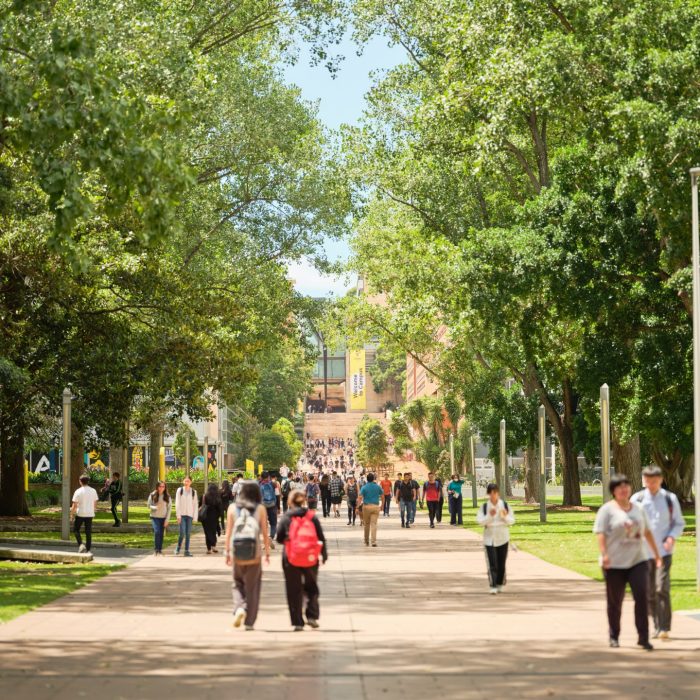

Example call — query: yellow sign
[349,348,367,410]
[245,459,255,474]
[258,464,263,475]
[159,447,165,481]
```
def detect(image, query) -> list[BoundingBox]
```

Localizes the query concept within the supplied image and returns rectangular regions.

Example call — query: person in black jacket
[201,483,223,554]
[276,490,328,631]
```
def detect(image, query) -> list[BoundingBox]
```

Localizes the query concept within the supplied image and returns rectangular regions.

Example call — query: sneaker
[652,629,661,639]
[206,550,212,555]
[307,619,320,629]
[430,524,435,529]
[293,625,304,632]
[233,608,245,628]
[659,631,670,640]
[405,524,410,529]
[638,641,654,651]
[175,548,180,556]
[365,541,369,546]
[497,586,504,593]
[245,625,254,631]
[78,544,86,553]
[401,522,405,528]
[184,551,193,557]
[112,522,120,528]
[212,548,218,553]
[489,587,498,595]
[609,638,620,648]
[371,543,377,547]
[347,522,352,526]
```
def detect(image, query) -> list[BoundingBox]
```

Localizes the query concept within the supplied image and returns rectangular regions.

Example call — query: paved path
[1,511,699,699]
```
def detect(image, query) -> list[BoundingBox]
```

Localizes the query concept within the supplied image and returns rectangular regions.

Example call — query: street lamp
[538,405,547,523]
[690,166,700,592]
[600,384,611,503]
[61,388,72,541]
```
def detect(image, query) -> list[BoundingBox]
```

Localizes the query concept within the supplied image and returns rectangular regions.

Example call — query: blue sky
[285,35,403,297]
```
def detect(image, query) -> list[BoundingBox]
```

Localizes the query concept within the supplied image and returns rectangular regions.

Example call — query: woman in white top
[593,474,662,650]
[476,483,515,594]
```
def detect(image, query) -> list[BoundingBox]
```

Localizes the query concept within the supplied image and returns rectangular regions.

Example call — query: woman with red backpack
[275,489,327,631]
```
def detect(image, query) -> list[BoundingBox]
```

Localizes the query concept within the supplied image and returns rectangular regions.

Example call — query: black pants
[203,519,218,550]
[437,496,444,523]
[427,500,439,525]
[347,501,357,524]
[485,542,508,587]
[320,490,331,517]
[74,516,93,551]
[110,496,121,525]
[283,559,320,626]
[449,495,463,524]
[604,561,649,643]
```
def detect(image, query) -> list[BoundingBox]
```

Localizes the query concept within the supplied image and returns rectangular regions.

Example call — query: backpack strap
[503,500,509,513]
[664,491,673,519]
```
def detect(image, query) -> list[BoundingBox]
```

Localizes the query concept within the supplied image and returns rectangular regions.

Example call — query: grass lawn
[461,494,699,611]
[0,529,179,550]
[0,561,123,623]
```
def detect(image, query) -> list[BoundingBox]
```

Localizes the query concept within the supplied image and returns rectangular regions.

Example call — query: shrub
[26,488,60,507]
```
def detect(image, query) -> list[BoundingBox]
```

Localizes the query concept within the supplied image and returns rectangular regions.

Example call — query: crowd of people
[66,439,686,647]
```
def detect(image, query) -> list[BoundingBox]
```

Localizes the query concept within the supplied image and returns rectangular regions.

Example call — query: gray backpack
[233,507,260,561]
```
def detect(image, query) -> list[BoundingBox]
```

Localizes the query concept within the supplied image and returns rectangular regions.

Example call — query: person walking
[396,473,416,529]
[225,480,270,631]
[276,489,327,631]
[175,476,198,557]
[147,481,171,555]
[435,474,444,524]
[330,471,344,518]
[200,483,223,554]
[476,483,515,594]
[380,475,393,517]
[220,480,234,534]
[259,471,278,542]
[408,472,420,525]
[70,475,99,553]
[359,473,383,546]
[319,473,331,518]
[594,474,663,650]
[422,472,441,528]
[447,474,464,525]
[632,466,685,641]
[305,474,320,511]
[346,476,359,526]
[107,471,123,527]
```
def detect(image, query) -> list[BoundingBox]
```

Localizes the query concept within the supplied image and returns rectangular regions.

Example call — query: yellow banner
[349,348,367,411]
[245,459,254,474]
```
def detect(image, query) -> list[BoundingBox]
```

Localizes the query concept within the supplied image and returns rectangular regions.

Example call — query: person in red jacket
[422,472,442,528]
[379,475,393,517]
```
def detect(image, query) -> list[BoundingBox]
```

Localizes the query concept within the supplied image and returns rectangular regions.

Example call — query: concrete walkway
[1,511,699,699]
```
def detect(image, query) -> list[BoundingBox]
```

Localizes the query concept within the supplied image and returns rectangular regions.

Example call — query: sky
[284,35,403,298]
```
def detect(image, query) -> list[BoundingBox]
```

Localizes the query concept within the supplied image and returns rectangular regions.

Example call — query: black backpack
[482,500,509,515]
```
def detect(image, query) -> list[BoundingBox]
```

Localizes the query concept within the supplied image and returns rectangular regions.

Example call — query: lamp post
[61,388,72,541]
[185,432,190,480]
[449,432,455,475]
[122,421,129,524]
[203,434,209,491]
[600,384,611,503]
[538,406,547,523]
[470,435,477,508]
[690,166,700,591]
[499,419,506,490]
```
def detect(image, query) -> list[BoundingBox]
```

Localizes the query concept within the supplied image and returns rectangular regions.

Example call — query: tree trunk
[0,427,29,516]
[524,445,540,504]
[149,427,163,490]
[651,446,693,503]
[109,447,124,477]
[70,424,84,492]
[612,432,642,493]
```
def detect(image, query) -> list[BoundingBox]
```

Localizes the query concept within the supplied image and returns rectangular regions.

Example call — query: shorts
[331,496,342,505]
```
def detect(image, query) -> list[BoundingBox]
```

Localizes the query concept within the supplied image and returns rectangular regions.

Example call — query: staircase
[303,412,387,441]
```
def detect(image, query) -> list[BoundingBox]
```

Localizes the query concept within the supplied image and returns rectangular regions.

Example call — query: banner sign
[349,348,367,411]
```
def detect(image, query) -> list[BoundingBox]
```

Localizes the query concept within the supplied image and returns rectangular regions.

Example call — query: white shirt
[72,485,99,518]
[476,498,515,547]
[175,486,198,520]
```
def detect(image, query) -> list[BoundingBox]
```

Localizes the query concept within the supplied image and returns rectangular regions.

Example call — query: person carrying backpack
[476,483,515,594]
[276,489,327,631]
[305,474,320,511]
[224,480,270,631]
[346,476,359,526]
[422,472,441,528]
[259,471,278,541]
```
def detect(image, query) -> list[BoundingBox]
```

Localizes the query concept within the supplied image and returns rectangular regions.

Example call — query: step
[0,546,94,564]
[0,537,125,549]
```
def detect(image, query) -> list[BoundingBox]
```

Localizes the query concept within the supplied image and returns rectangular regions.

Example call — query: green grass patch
[461,495,699,611]
[0,529,180,549]
[0,561,123,623]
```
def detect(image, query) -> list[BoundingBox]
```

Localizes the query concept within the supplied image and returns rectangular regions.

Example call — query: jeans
[485,542,508,587]
[437,497,444,523]
[427,501,439,525]
[283,559,320,627]
[73,516,93,551]
[648,555,673,632]
[110,496,121,525]
[409,500,417,524]
[399,499,413,525]
[347,500,357,524]
[151,517,166,552]
[177,515,193,552]
[604,560,649,643]
[383,494,391,516]
[266,505,277,539]
[449,494,463,524]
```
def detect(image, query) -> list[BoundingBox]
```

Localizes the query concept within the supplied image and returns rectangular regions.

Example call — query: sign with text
[349,348,367,411]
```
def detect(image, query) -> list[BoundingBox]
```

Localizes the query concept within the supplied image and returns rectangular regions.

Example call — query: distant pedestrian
[359,473,383,546]
[330,471,344,518]
[380,475,393,516]
[225,480,270,631]
[346,476,359,526]
[305,474,320,510]
[71,475,99,553]
[447,474,464,525]
[107,472,123,527]
[147,481,171,555]
[408,472,419,524]
[272,474,282,513]
[396,473,416,529]
[594,474,662,650]
[259,471,278,543]
[201,483,223,554]
[175,476,198,557]
[276,490,327,631]
[435,475,444,523]
[632,466,685,641]
[422,472,441,528]
[220,480,234,534]
[476,483,515,594]
[319,473,331,518]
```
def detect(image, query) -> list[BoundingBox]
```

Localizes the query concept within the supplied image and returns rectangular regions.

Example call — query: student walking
[107,472,123,527]
[219,480,234,533]
[435,475,444,523]
[632,465,685,640]
[319,473,331,518]
[276,490,327,631]
[346,476,359,525]
[396,473,416,529]
[224,480,270,631]
[147,481,171,555]
[330,471,344,518]
[200,483,223,554]
[380,475,393,516]
[260,471,278,540]
[175,476,198,557]
[305,475,320,511]
[71,475,99,553]
[594,474,663,650]
[422,472,441,528]
[359,473,383,546]
[476,484,515,594]
[448,474,464,525]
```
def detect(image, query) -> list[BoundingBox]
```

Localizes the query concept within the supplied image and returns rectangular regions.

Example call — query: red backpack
[285,511,322,567]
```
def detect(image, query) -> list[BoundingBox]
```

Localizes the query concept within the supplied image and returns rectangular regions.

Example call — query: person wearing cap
[593,474,663,650]
[632,465,685,640]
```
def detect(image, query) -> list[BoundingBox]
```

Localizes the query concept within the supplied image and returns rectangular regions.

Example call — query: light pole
[61,388,72,541]
[691,166,700,591]
[122,421,129,524]
[600,384,611,503]
[203,434,209,491]
[449,432,455,475]
[185,432,190,480]
[499,419,506,490]
[538,405,547,523]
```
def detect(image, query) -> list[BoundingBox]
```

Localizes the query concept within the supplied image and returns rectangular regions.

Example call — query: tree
[355,415,389,471]
[254,430,292,472]
[271,417,303,466]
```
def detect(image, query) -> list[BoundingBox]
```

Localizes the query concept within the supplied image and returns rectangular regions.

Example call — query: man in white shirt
[71,475,99,553]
